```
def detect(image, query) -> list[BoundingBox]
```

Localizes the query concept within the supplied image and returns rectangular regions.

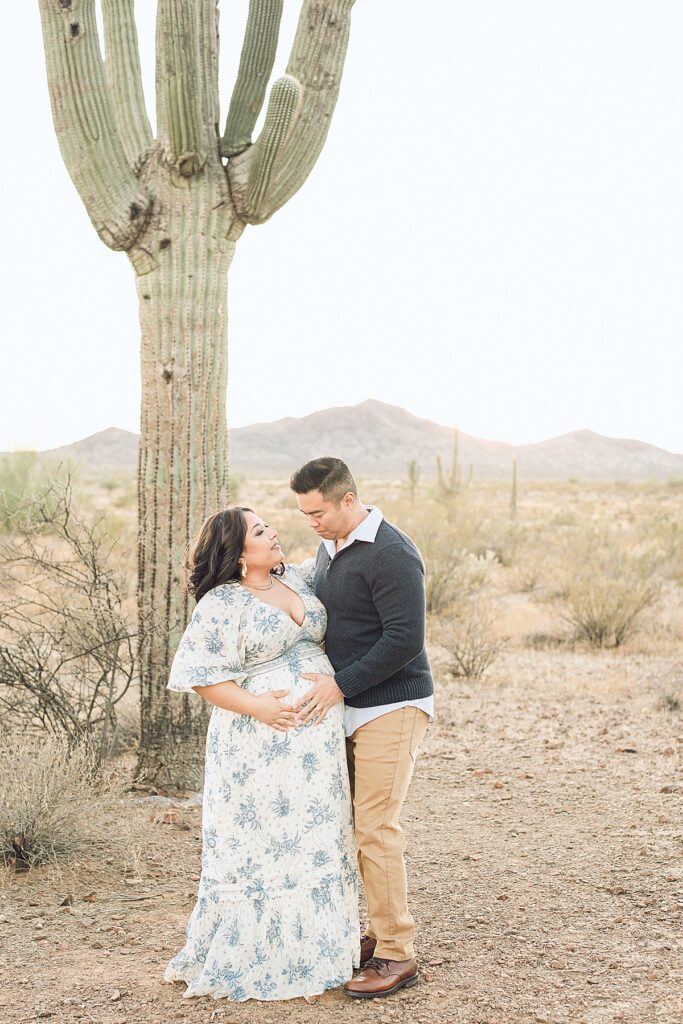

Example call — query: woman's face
[241,511,283,574]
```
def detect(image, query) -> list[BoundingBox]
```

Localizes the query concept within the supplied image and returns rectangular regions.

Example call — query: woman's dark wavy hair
[187,506,284,602]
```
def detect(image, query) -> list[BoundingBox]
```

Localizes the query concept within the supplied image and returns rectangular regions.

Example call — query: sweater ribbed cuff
[333,663,365,699]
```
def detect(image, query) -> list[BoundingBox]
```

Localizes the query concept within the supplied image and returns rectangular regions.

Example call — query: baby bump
[242,642,334,702]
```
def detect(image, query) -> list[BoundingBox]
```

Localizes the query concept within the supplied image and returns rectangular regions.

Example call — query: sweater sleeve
[333,542,427,699]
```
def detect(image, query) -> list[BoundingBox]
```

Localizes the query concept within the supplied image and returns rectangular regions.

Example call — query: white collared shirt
[322,507,435,738]
[322,504,384,559]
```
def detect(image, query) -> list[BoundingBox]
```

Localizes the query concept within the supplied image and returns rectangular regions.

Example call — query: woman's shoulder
[192,582,246,619]
[284,559,316,590]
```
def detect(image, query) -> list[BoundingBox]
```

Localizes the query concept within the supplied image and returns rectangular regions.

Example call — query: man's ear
[341,491,356,509]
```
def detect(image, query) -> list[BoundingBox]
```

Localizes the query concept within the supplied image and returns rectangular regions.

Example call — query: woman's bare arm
[192,679,297,732]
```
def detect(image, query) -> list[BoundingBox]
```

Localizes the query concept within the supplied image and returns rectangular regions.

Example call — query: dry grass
[0,732,120,869]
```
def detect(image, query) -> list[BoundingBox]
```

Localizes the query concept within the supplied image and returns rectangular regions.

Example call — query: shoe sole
[344,973,419,999]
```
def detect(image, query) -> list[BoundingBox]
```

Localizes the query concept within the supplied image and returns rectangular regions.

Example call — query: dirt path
[2,650,682,1024]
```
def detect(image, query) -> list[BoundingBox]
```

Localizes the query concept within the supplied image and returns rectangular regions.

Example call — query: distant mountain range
[24,400,683,480]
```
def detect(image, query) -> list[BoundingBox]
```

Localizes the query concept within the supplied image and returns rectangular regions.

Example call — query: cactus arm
[221,0,284,158]
[197,0,221,139]
[452,429,460,491]
[228,0,356,224]
[37,0,152,251]
[436,455,446,495]
[155,0,209,176]
[101,0,153,170]
[238,76,302,218]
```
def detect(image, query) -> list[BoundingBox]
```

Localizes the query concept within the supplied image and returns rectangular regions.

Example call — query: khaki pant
[346,706,429,961]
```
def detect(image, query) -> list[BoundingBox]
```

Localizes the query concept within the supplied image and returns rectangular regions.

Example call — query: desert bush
[408,499,493,614]
[641,514,683,584]
[560,530,663,648]
[105,694,140,756]
[274,514,317,562]
[0,451,50,532]
[0,731,119,870]
[509,558,543,593]
[0,475,139,760]
[228,474,242,504]
[524,631,569,650]
[657,688,681,713]
[506,528,556,591]
[433,600,501,679]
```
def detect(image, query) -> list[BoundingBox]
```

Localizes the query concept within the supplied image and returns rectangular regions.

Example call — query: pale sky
[2,2,683,453]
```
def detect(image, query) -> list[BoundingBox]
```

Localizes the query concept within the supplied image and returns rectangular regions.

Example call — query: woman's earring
[240,560,248,578]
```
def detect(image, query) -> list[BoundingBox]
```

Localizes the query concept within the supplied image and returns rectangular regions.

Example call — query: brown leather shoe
[359,934,377,967]
[344,957,419,999]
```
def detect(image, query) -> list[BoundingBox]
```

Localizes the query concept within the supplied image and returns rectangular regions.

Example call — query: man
[290,457,434,1000]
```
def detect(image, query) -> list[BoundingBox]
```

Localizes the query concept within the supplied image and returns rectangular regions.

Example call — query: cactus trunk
[134,161,241,787]
[39,0,358,790]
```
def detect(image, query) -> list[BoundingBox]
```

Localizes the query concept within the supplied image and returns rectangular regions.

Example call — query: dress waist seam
[243,641,325,678]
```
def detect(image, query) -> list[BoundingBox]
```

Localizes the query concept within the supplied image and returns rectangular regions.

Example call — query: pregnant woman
[164,507,359,1002]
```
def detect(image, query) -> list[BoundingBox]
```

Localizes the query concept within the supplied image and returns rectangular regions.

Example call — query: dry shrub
[641,514,683,584]
[0,452,51,532]
[0,731,120,870]
[658,689,681,713]
[274,515,317,562]
[509,556,544,594]
[500,524,554,593]
[654,665,683,713]
[561,530,663,648]
[0,475,139,760]
[524,631,569,650]
[409,502,495,615]
[434,600,502,679]
[105,693,140,756]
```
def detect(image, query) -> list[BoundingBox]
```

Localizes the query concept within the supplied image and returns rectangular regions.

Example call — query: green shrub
[0,452,40,530]
[561,530,663,648]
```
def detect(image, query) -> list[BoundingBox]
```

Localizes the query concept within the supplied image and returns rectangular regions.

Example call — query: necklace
[243,575,275,591]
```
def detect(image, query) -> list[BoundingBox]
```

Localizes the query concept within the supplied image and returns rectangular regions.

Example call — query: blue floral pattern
[164,565,359,1001]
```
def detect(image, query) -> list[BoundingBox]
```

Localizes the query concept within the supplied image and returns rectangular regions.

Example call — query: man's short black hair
[290,457,357,504]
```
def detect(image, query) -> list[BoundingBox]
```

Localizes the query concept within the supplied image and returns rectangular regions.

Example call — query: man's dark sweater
[313,518,434,708]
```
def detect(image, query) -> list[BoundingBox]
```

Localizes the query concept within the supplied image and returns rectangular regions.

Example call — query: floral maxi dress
[164,565,360,1001]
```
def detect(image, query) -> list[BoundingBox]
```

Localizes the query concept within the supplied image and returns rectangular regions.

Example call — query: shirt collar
[322,506,384,559]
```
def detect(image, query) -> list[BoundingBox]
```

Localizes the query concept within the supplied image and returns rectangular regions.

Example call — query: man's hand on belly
[294,673,344,725]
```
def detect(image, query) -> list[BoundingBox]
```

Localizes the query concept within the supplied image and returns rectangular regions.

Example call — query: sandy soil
[2,649,682,1024]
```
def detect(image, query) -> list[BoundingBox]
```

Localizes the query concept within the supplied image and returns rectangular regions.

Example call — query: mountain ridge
[11,399,683,480]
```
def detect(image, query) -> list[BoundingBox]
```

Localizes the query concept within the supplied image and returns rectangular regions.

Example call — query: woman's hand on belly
[251,689,298,732]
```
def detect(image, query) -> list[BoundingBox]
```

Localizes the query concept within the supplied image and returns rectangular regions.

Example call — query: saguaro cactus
[510,457,518,522]
[38,0,358,787]
[406,459,420,506]
[436,428,464,507]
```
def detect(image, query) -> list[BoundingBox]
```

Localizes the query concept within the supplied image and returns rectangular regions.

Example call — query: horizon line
[2,397,682,459]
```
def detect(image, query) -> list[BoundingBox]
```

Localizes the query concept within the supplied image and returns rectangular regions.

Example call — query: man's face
[296,490,354,540]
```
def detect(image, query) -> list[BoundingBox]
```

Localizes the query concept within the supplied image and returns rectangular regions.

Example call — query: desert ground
[1,472,682,1024]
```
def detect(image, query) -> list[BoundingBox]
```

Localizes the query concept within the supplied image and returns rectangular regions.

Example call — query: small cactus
[510,457,518,521]
[436,429,467,506]
[407,459,420,506]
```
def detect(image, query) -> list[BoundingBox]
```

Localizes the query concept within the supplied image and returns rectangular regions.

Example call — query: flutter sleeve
[167,586,248,694]
[291,556,317,589]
